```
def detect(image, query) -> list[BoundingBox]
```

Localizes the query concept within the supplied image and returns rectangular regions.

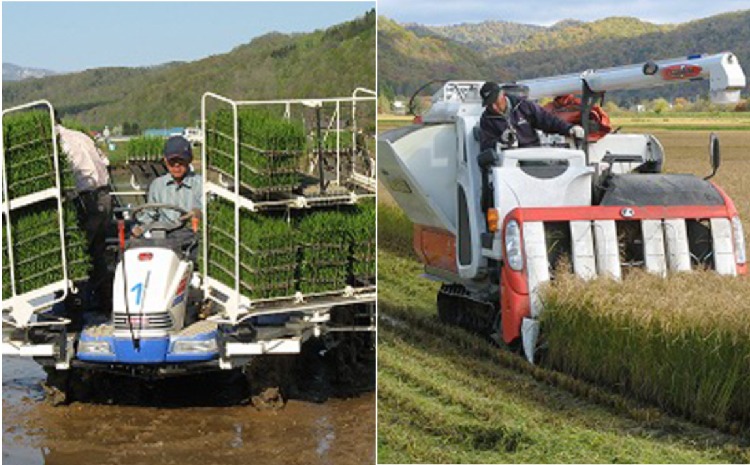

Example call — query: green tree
[652,98,670,114]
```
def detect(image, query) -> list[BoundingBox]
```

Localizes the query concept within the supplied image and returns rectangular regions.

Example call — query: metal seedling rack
[200,91,376,324]
[1,101,70,329]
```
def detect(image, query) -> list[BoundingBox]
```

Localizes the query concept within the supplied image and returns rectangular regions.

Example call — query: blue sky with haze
[379,0,748,26]
[2,1,373,72]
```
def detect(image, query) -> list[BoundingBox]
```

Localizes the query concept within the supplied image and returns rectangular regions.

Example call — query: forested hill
[380,10,750,103]
[378,16,513,98]
[2,10,375,128]
[405,17,671,55]
[405,20,545,51]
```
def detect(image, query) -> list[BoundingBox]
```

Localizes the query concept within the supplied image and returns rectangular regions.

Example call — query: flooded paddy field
[3,343,375,465]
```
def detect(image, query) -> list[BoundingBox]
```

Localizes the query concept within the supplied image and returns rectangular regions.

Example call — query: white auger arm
[520,52,746,104]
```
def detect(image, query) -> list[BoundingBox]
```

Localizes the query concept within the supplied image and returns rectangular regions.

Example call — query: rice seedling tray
[2,110,57,200]
[205,107,305,193]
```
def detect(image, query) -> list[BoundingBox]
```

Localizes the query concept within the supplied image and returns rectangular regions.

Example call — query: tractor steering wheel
[130,203,194,235]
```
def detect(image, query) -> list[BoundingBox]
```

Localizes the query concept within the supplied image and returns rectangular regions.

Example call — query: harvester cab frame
[2,89,377,391]
[378,52,747,363]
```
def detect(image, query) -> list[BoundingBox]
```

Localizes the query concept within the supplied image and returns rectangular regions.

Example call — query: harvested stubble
[541,270,750,430]
[126,136,164,162]
[206,108,304,193]
[207,198,296,299]
[3,110,56,199]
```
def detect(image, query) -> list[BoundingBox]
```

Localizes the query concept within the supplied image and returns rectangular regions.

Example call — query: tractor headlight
[171,338,218,354]
[78,340,113,355]
[732,216,746,265]
[505,220,524,271]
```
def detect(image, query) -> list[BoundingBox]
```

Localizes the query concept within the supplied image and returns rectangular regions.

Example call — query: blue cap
[163,136,192,162]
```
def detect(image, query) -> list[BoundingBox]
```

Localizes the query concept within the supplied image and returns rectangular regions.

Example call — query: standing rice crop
[541,270,750,430]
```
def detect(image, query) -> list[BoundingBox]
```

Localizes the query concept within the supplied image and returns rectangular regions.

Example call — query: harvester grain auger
[378,52,747,362]
[2,90,376,400]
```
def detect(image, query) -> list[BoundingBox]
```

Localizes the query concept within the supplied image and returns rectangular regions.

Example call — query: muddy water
[2,357,375,465]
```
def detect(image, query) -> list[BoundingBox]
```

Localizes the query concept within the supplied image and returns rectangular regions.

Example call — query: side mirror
[705,133,721,180]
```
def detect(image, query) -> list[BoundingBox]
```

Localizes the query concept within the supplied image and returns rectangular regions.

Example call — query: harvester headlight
[78,340,113,355]
[505,220,524,271]
[171,338,218,354]
[732,216,746,265]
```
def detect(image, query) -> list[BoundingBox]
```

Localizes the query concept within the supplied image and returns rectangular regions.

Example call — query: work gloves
[569,125,585,139]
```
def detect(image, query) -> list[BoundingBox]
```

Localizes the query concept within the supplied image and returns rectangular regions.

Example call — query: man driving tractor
[132,135,202,259]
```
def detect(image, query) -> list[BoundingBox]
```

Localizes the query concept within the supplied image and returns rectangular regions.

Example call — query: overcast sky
[378,0,749,26]
[2,1,373,72]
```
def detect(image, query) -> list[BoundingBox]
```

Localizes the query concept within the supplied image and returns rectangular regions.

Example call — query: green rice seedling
[2,220,10,300]
[56,139,93,283]
[345,199,375,285]
[2,110,56,200]
[298,209,350,294]
[63,202,92,282]
[126,136,164,162]
[207,197,297,299]
[1,111,93,299]
[205,108,305,193]
[7,203,66,294]
[312,130,355,152]
[541,270,750,429]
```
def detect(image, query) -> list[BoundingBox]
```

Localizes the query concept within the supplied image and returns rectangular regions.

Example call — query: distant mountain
[3,63,57,81]
[379,10,750,103]
[404,20,544,52]
[2,10,375,128]
[496,17,673,55]
[549,19,585,30]
[403,17,668,55]
[379,16,513,98]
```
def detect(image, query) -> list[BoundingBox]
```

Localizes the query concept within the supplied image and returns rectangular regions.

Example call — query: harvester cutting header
[379,52,747,362]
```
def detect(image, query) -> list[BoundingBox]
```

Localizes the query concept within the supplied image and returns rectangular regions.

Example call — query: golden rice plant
[541,270,750,430]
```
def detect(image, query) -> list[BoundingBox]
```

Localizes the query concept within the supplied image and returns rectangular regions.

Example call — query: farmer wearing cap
[132,135,202,237]
[478,81,584,151]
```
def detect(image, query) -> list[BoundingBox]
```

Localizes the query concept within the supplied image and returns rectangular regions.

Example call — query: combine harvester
[379,53,747,361]
[1,90,376,396]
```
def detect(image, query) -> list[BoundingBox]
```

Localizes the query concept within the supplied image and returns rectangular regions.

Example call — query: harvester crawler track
[437,284,498,340]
